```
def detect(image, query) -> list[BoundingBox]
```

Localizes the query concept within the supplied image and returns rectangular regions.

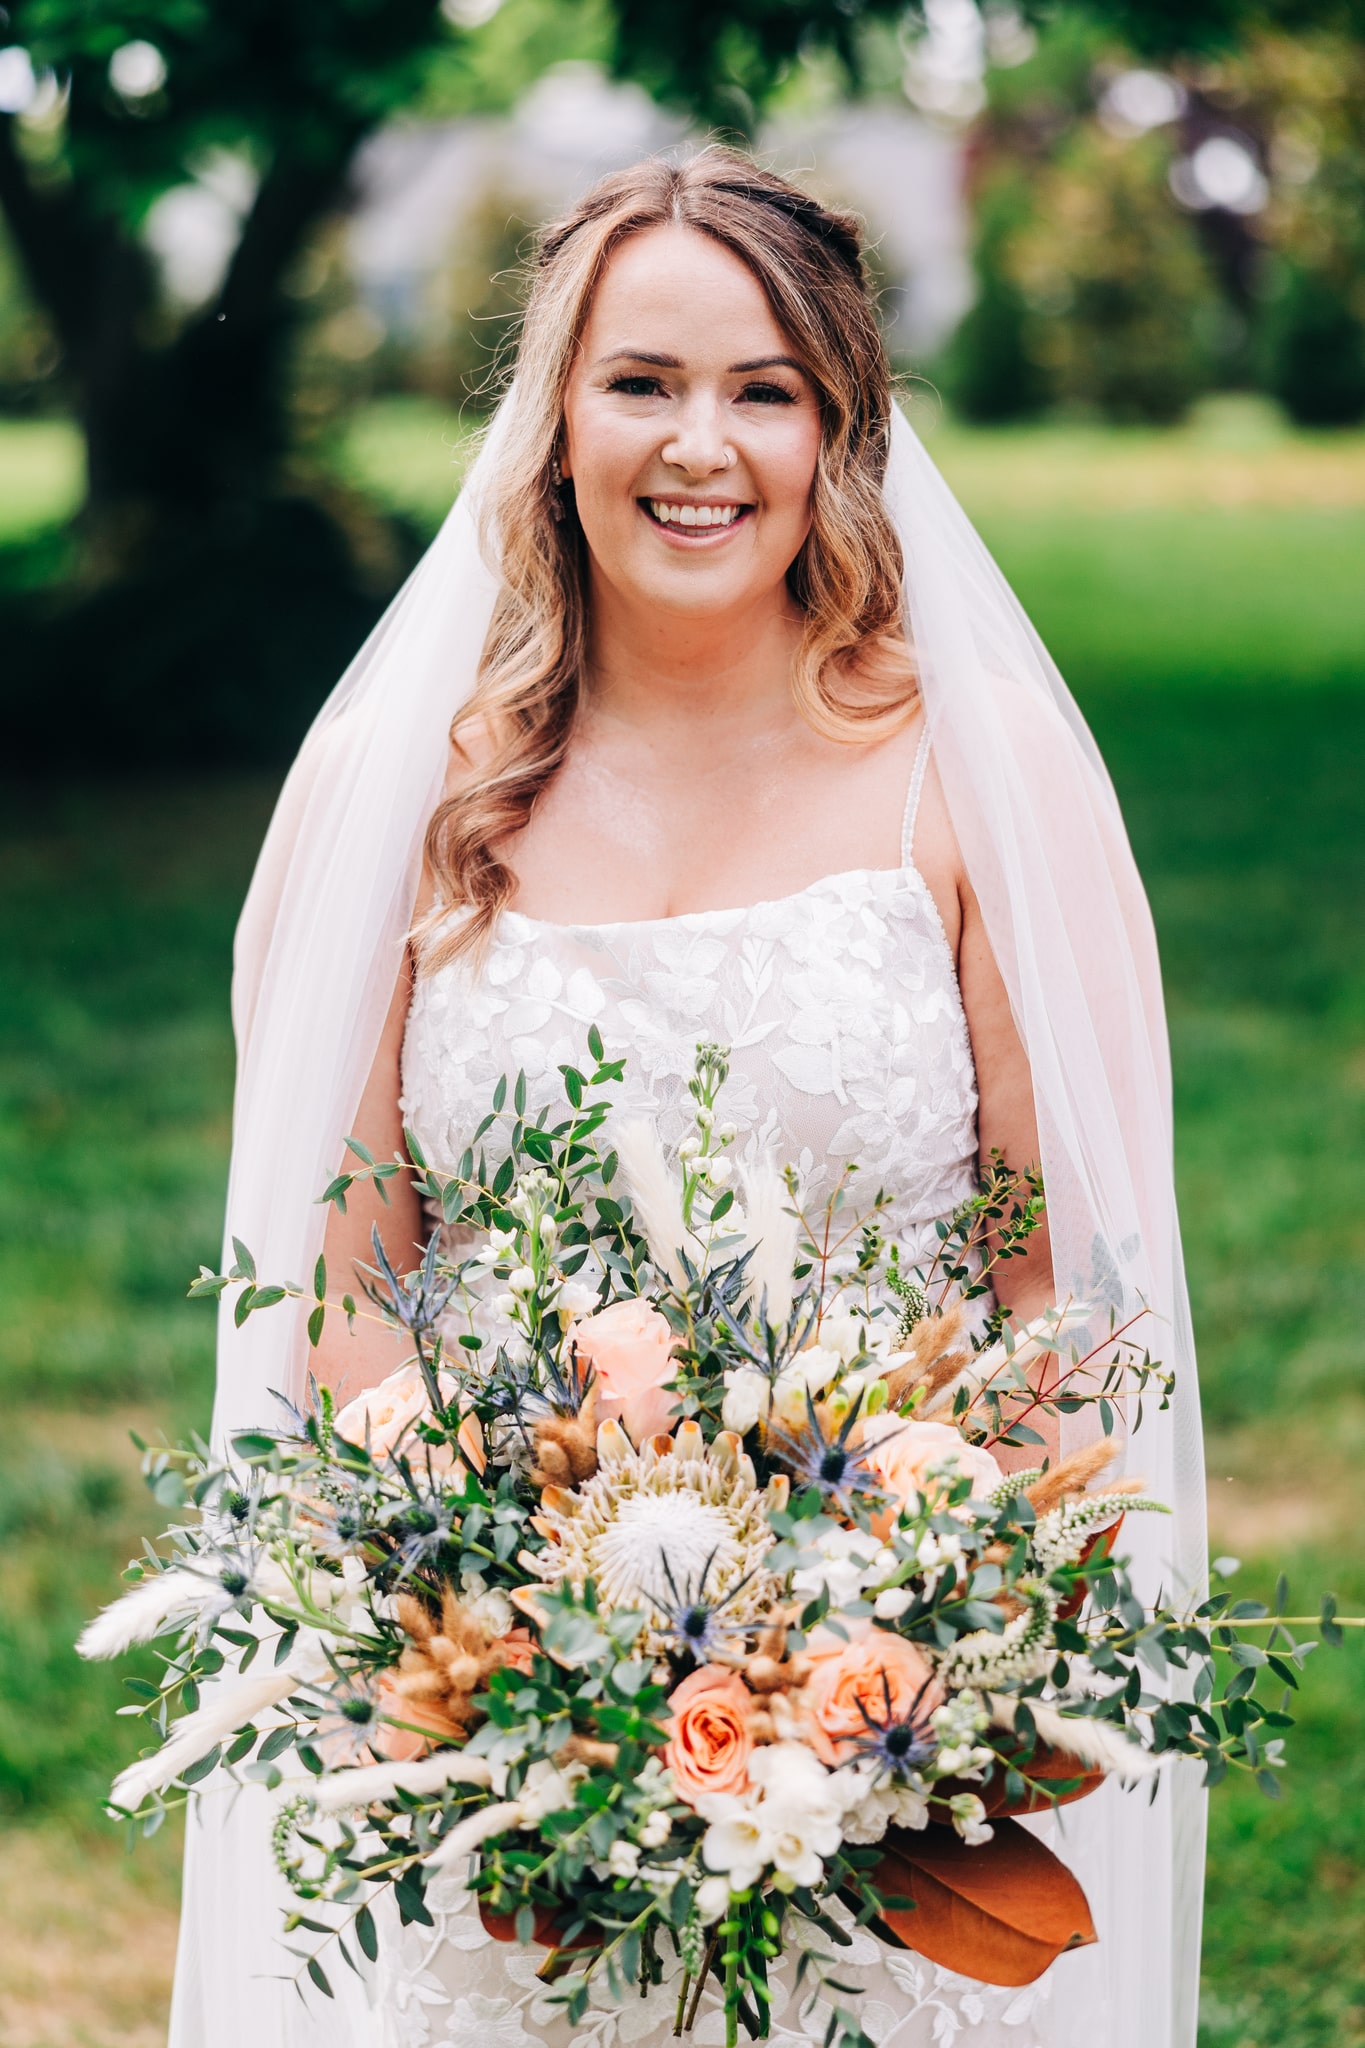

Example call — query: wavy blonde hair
[418,147,916,967]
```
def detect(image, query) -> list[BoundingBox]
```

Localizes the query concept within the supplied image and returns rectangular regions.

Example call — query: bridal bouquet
[82,1041,1331,2046]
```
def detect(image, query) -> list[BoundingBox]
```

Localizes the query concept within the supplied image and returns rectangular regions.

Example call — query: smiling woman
[182,147,1206,2048]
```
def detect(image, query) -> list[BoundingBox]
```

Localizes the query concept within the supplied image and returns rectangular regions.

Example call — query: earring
[550,456,566,521]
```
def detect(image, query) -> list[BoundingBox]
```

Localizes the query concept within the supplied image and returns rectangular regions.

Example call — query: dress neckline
[498,860,926,938]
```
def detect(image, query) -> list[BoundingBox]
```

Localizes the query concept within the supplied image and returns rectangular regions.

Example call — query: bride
[173,153,1206,2048]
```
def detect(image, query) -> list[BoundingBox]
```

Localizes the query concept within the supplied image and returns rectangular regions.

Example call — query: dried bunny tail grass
[739,1157,799,1326]
[614,1117,688,1285]
[1024,1440,1122,1515]
[986,1693,1160,1782]
[882,1301,969,1409]
[531,1380,600,1488]
[303,1751,496,1814]
[387,1590,521,1739]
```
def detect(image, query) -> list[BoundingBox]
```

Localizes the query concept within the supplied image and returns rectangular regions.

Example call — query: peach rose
[664,1665,754,1805]
[862,1416,1002,1521]
[335,1363,458,1464]
[802,1631,944,1766]
[569,1298,679,1444]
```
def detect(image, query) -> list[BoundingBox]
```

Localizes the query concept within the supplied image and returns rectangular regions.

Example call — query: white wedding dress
[387,728,1060,2048]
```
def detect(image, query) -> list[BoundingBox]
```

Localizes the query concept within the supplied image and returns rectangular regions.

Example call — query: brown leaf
[981,1743,1107,1817]
[479,1897,599,1961]
[869,1818,1097,1986]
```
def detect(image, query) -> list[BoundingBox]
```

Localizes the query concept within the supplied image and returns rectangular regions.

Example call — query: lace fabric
[376,1867,1053,2048]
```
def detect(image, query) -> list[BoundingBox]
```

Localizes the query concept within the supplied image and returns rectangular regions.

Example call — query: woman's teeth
[648,501,742,528]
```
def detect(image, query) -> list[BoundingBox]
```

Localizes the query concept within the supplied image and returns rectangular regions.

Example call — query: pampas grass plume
[614,1117,688,1285]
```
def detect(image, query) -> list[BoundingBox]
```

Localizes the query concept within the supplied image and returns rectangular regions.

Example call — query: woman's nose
[660,392,735,478]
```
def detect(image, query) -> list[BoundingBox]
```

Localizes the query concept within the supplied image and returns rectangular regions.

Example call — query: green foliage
[1260,258,1365,430]
[943,175,1047,424]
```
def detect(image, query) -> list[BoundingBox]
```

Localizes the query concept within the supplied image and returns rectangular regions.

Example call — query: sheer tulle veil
[169,393,1207,2048]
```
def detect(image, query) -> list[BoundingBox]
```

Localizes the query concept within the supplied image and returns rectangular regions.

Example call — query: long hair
[418,148,915,967]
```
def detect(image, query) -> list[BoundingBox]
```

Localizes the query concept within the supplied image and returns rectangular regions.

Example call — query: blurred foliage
[1224,32,1365,423]
[406,184,539,407]
[942,174,1047,422]
[1009,127,1221,421]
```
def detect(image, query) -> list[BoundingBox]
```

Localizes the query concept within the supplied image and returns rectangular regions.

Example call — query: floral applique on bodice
[402,736,979,1280]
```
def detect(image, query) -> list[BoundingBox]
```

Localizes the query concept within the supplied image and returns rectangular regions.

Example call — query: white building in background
[347,62,973,364]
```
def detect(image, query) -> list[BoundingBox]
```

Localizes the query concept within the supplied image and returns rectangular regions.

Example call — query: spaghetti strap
[899,721,933,867]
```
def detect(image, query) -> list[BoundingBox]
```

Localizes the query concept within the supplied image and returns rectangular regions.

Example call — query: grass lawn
[1,404,1363,2046]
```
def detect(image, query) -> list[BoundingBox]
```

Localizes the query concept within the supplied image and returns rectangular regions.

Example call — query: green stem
[725,1936,738,2048]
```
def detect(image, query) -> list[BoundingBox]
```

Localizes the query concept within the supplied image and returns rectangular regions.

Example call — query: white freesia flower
[792,1527,895,1611]
[873,1586,914,1620]
[507,1266,536,1297]
[771,1345,841,1426]
[949,1793,994,1846]
[695,1875,732,1923]
[706,1155,732,1187]
[700,1801,769,1891]
[555,1279,599,1321]
[516,1757,586,1825]
[475,1227,518,1268]
[721,1368,771,1436]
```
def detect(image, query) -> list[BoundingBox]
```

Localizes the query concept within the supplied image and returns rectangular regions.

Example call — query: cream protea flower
[524,1419,786,1647]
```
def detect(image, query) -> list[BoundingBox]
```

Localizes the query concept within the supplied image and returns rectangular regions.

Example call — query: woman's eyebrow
[598,349,682,368]
[729,355,806,375]
[595,349,807,375]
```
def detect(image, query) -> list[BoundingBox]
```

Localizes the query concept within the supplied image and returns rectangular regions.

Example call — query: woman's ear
[556,441,572,482]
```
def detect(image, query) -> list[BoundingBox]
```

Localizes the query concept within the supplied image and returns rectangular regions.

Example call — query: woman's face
[560,224,823,625]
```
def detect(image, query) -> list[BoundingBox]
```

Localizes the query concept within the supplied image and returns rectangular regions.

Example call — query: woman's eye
[740,381,798,406]
[606,375,664,398]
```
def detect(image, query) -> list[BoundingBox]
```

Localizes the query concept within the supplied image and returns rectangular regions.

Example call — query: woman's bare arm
[312,947,425,1404]
[913,751,1057,1465]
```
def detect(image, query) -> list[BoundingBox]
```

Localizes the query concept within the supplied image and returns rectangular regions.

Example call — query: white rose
[468,1587,513,1638]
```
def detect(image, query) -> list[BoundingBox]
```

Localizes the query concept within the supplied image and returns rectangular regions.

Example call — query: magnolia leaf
[868,1819,1096,1986]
